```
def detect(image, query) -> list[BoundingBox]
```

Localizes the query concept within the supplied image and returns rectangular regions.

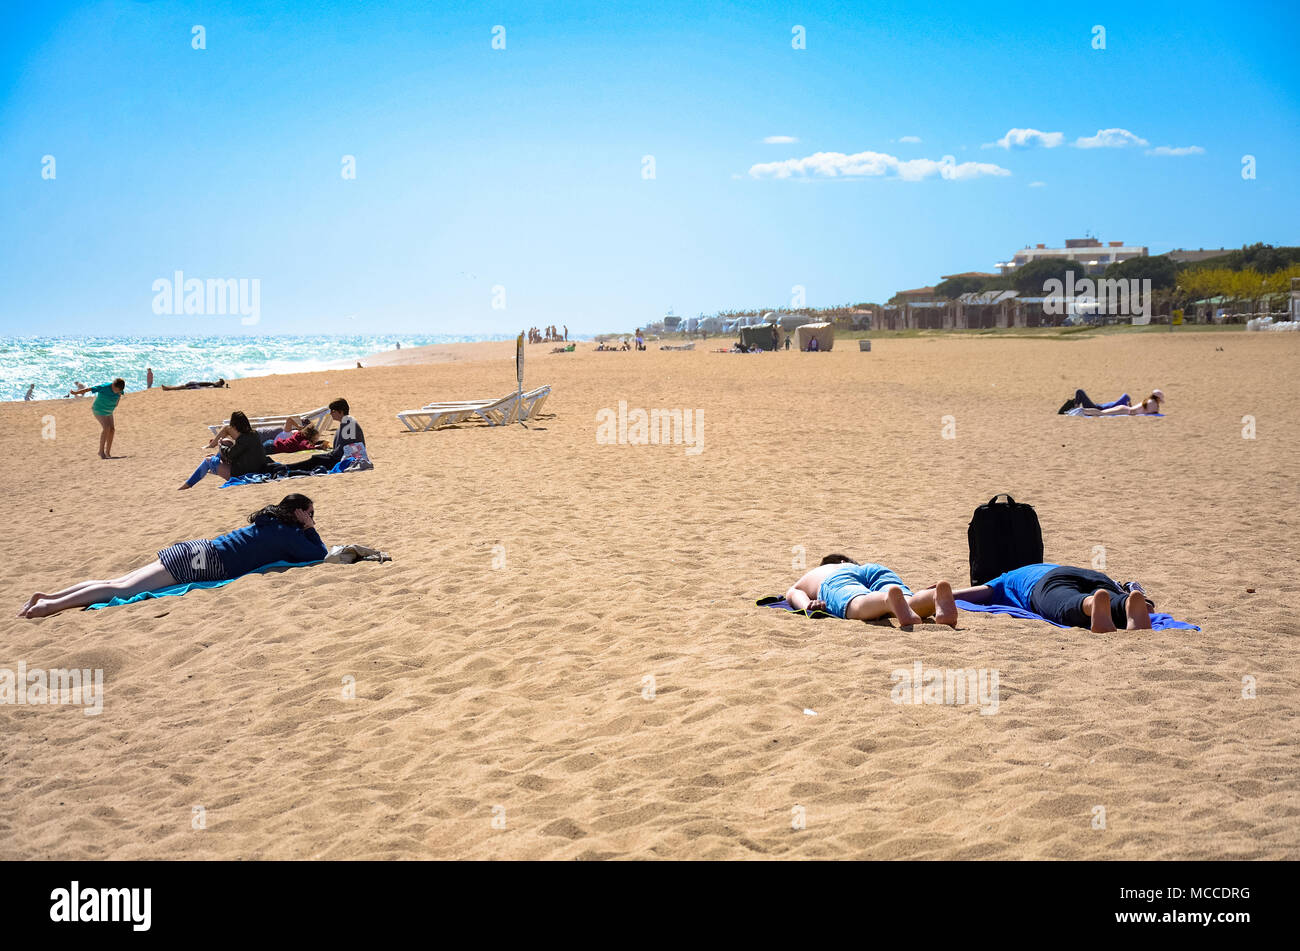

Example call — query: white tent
[794,322,834,351]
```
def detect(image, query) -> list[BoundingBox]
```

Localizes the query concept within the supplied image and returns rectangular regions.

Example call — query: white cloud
[986,128,1065,149]
[763,135,798,144]
[747,150,1010,182]
[898,135,922,144]
[1146,145,1205,156]
[1028,181,1046,188]
[1074,128,1149,149]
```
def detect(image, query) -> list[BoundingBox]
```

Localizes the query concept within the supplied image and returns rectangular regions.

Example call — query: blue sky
[1,0,1297,335]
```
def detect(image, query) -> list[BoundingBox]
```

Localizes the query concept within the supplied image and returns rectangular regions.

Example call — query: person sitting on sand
[786,554,958,627]
[18,494,326,618]
[179,411,273,489]
[279,398,367,472]
[162,378,228,390]
[933,564,1154,632]
[1080,389,1165,416]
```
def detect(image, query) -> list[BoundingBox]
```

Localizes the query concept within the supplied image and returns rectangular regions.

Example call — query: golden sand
[2,332,1297,859]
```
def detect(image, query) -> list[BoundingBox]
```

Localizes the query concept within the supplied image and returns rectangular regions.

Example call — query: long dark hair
[248,493,313,526]
[229,411,252,434]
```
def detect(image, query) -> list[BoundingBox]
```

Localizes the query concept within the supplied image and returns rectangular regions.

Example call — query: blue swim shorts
[818,563,912,619]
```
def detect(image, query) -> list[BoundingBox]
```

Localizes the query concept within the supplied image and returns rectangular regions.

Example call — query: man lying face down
[922,564,1155,632]
[786,554,957,627]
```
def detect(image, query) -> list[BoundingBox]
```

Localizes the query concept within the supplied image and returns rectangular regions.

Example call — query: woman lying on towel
[182,411,275,489]
[18,494,326,618]
[1080,389,1165,416]
[1059,389,1164,415]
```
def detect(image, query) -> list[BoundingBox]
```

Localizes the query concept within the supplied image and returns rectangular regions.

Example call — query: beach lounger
[518,385,552,420]
[405,386,551,426]
[207,405,333,437]
[396,393,521,432]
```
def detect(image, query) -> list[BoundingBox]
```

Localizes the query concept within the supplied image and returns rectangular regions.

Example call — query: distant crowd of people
[529,325,568,344]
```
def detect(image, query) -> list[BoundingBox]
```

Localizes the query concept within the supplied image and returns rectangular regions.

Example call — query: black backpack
[967,494,1044,586]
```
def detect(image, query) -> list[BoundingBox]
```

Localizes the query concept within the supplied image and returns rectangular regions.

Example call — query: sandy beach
[1,331,1297,860]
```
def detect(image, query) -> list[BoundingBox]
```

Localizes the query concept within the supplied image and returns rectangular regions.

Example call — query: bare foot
[19,592,49,615]
[1125,591,1152,630]
[178,483,192,491]
[1089,589,1117,633]
[98,451,108,460]
[23,599,58,619]
[932,580,958,627]
[888,586,923,627]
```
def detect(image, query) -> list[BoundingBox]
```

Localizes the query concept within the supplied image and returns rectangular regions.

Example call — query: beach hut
[794,322,834,351]
[740,323,780,351]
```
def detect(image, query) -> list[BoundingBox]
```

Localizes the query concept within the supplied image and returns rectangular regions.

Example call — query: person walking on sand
[931,564,1154,632]
[68,378,126,458]
[146,367,154,389]
[24,385,35,401]
[18,494,326,618]
[786,554,958,627]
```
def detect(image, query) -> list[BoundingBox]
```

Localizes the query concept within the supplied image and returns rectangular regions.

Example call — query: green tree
[934,275,989,299]
[1010,258,1088,296]
[1104,254,1177,289]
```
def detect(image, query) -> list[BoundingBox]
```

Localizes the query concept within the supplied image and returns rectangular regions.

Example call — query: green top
[90,383,122,416]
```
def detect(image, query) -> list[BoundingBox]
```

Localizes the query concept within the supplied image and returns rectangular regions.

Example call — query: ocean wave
[0,333,511,402]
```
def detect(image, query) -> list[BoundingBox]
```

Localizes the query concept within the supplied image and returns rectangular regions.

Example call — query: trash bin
[859,339,872,351]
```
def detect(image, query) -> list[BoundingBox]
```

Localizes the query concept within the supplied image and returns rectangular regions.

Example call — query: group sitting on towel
[18,494,326,618]
[205,414,329,454]
[182,398,368,489]
[1058,388,1165,416]
[785,556,1158,631]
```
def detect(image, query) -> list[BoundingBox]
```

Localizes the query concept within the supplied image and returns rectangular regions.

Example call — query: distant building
[996,238,1147,276]
[893,285,938,302]
[1165,248,1232,264]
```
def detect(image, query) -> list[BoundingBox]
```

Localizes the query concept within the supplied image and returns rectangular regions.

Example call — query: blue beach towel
[220,457,370,487]
[952,599,1198,631]
[85,560,320,610]
[757,595,1199,631]
[1065,409,1164,417]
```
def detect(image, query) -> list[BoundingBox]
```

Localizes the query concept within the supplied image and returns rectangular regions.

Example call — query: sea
[0,334,515,403]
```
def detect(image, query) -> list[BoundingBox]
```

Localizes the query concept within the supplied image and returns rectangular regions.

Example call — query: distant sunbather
[1080,389,1164,416]
[163,378,228,390]
[1058,389,1131,414]
[18,493,326,618]
[934,564,1154,632]
[786,554,957,626]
